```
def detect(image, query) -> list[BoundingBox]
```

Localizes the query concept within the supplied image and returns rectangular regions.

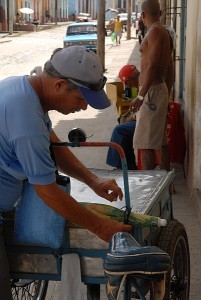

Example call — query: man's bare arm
[165,55,174,96]
[34,183,131,243]
[50,131,123,202]
[51,131,97,185]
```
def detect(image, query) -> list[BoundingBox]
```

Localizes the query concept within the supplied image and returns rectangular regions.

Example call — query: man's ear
[54,79,66,91]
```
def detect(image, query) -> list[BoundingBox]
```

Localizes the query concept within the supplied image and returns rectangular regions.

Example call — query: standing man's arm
[121,20,123,31]
[165,54,174,96]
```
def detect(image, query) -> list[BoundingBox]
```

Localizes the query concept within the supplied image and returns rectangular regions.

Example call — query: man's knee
[111,127,120,140]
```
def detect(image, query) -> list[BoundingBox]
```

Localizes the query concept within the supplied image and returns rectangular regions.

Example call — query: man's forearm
[50,131,97,187]
[54,146,97,187]
[35,183,101,232]
[34,183,131,243]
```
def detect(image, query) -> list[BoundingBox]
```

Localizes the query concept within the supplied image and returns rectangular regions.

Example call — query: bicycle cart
[2,139,190,300]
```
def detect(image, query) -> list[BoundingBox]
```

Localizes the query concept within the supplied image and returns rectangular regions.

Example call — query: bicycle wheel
[11,279,48,300]
[157,220,190,300]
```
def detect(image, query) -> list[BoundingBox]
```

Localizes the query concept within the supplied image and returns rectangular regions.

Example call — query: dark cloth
[0,225,12,299]
[106,121,137,170]
[45,11,50,18]
[138,19,145,37]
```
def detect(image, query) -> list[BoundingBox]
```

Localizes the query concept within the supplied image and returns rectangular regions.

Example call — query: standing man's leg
[157,144,176,193]
[115,33,118,45]
[156,144,170,171]
[117,32,120,45]
[0,225,12,300]
[140,149,155,170]
[119,32,121,44]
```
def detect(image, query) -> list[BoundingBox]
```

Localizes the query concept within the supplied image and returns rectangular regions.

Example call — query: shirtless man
[130,0,172,170]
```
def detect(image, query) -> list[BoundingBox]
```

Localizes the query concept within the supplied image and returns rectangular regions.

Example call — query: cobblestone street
[0,26,68,80]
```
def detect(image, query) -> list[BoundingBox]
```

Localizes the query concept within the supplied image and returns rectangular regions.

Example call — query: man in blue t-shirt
[0,46,131,299]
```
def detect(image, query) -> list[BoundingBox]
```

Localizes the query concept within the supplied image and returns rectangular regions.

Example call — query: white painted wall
[184,0,201,191]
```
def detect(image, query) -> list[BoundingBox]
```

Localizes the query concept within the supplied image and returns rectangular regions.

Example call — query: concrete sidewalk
[45,29,201,299]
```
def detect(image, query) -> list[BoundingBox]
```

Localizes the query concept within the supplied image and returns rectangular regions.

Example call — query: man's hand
[89,177,123,202]
[129,97,143,113]
[35,182,131,243]
[96,218,132,243]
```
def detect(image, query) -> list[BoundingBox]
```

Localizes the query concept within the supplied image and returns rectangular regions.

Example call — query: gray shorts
[133,82,168,150]
[115,30,122,38]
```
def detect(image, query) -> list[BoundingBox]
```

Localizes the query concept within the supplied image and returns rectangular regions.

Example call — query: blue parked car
[63,22,97,52]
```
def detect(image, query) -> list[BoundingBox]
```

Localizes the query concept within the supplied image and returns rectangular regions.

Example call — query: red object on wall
[137,102,186,169]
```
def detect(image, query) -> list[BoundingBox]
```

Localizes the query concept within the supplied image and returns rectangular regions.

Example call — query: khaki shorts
[115,30,122,38]
[133,82,168,150]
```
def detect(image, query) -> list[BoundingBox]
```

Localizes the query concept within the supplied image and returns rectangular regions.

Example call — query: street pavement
[1,24,201,299]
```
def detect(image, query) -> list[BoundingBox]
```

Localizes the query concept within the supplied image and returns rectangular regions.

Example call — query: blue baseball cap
[51,46,111,109]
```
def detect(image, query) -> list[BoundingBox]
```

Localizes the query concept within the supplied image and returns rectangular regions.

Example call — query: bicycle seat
[104,232,170,300]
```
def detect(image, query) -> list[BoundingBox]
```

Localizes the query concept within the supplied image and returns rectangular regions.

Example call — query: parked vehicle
[105,8,118,34]
[63,22,97,52]
[118,12,137,25]
[105,8,118,21]
[76,12,92,22]
[131,12,137,22]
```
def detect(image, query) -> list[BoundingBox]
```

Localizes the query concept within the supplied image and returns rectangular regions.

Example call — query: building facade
[0,0,8,31]
[0,0,142,30]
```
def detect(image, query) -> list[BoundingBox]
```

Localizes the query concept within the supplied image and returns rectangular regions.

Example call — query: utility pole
[42,0,45,24]
[97,0,105,71]
[8,0,14,35]
[127,0,132,40]
[55,0,58,25]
